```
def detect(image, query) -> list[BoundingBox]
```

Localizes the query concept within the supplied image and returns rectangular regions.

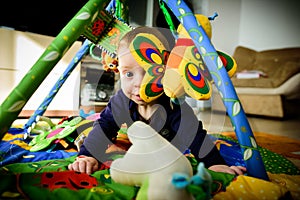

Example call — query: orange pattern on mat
[221,131,300,159]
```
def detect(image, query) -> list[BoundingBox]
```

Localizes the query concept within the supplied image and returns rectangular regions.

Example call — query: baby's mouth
[135,94,142,101]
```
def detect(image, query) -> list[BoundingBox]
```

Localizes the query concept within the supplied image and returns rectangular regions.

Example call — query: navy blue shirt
[79,90,226,167]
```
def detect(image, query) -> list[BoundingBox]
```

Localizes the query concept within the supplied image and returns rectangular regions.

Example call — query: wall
[205,0,241,55]
[0,28,82,111]
[0,29,15,104]
[239,0,300,51]
[196,0,300,55]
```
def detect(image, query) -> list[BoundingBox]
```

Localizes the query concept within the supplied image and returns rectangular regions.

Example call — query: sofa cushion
[232,46,256,70]
[231,46,300,88]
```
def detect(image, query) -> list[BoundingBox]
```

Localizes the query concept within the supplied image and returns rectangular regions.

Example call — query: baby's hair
[117,26,170,54]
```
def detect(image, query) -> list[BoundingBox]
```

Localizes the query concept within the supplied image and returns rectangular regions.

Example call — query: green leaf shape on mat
[0,156,76,174]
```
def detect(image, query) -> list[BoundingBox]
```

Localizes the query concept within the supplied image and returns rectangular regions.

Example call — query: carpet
[221,131,300,169]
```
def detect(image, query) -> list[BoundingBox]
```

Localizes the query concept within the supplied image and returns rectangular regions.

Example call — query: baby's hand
[208,165,246,175]
[68,155,99,175]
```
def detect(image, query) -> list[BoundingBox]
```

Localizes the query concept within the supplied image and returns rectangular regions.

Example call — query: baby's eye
[125,72,133,78]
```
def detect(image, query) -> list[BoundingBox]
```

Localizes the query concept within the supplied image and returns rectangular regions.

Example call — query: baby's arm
[69,99,121,174]
[68,155,99,175]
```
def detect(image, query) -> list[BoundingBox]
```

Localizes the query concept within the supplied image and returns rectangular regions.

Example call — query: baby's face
[118,50,147,105]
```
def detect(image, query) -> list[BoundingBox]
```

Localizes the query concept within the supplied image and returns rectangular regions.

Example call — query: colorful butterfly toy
[129,14,237,103]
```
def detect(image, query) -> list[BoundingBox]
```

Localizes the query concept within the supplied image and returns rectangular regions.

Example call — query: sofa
[229,46,300,118]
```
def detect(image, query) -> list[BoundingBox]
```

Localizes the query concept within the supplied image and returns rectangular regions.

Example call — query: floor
[197,109,300,141]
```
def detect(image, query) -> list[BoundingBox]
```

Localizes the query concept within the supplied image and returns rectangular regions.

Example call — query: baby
[68,26,246,175]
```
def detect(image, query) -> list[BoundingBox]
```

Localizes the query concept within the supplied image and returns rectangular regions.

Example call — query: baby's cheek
[120,82,130,94]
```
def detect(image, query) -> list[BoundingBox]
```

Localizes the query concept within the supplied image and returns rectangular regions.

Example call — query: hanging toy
[101,51,119,73]
[128,14,236,103]
[163,36,212,100]
[177,13,237,78]
[163,14,237,100]
[129,33,169,103]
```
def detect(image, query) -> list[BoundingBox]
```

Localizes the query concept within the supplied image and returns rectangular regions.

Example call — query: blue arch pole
[163,0,268,180]
[23,39,92,131]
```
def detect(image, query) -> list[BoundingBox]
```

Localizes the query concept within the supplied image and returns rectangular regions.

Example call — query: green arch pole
[0,0,109,139]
